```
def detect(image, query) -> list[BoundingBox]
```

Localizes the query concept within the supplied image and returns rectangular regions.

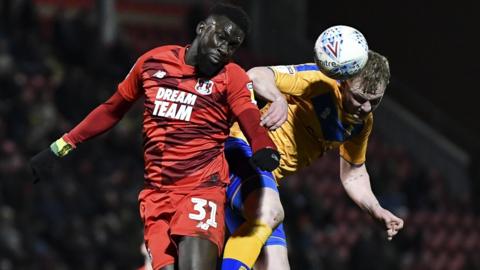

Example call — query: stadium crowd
[1,1,479,269]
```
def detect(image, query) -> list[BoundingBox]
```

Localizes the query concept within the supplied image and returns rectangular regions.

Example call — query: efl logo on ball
[314,25,368,80]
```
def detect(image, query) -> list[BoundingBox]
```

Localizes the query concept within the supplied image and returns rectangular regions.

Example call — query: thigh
[170,186,226,254]
[139,189,177,270]
[225,136,280,219]
[225,137,287,245]
[177,236,218,270]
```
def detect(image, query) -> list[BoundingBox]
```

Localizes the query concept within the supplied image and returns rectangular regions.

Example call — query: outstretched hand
[371,206,404,241]
[30,148,60,183]
[260,96,288,130]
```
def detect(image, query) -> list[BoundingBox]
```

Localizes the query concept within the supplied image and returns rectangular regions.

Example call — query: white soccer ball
[314,25,369,80]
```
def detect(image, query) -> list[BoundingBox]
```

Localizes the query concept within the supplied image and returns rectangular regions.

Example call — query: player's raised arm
[247,67,283,103]
[29,53,146,183]
[339,157,404,240]
[227,65,280,172]
[247,67,288,130]
[29,90,135,183]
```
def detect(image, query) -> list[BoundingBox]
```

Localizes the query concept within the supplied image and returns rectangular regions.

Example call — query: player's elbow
[247,67,271,84]
[246,67,261,82]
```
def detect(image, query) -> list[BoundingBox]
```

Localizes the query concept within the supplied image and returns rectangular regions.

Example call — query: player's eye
[370,98,382,106]
[229,41,241,48]
[353,94,366,104]
[217,33,227,41]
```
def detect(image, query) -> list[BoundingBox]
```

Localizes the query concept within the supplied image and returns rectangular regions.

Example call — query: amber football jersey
[118,45,257,189]
[230,63,373,180]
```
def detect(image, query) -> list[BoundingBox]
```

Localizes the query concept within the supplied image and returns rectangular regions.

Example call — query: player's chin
[198,61,224,77]
[344,113,363,124]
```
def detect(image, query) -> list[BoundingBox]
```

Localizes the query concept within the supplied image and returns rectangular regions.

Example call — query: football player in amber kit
[223,50,404,270]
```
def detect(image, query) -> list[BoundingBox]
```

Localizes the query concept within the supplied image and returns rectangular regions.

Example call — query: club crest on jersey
[195,79,214,95]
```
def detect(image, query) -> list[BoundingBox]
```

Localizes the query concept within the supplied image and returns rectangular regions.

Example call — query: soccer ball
[314,25,369,80]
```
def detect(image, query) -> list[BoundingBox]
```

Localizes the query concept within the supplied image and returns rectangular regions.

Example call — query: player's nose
[361,101,371,113]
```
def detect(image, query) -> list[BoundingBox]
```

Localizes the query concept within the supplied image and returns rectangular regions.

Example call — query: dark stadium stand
[0,1,478,269]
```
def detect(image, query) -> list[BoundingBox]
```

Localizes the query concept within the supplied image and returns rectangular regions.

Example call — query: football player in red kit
[30,3,280,270]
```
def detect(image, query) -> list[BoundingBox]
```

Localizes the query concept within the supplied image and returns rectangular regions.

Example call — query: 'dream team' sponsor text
[152,87,197,121]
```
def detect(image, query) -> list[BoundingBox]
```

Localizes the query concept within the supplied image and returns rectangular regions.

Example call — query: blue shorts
[225,137,287,247]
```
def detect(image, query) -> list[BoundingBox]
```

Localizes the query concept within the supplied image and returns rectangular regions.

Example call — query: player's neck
[184,43,198,66]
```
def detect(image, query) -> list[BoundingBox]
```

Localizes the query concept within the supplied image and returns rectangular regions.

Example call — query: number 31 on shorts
[188,197,218,230]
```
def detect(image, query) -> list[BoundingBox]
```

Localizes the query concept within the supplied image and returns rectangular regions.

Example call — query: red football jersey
[118,45,259,189]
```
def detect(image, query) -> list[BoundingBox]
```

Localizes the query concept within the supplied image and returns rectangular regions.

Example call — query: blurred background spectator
[0,0,478,269]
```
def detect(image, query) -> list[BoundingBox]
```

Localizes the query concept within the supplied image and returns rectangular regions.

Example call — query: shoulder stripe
[295,64,319,72]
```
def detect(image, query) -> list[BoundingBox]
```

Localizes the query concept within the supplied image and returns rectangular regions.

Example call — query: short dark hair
[208,3,251,34]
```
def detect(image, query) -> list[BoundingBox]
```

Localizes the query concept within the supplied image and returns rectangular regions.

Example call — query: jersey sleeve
[117,54,148,101]
[339,114,373,165]
[226,65,277,152]
[63,90,134,147]
[270,64,335,98]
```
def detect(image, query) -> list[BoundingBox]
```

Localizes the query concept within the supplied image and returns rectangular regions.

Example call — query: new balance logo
[153,70,166,79]
[196,221,211,231]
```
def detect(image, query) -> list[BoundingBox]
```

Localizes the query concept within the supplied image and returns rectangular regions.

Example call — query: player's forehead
[348,77,385,99]
[207,15,244,40]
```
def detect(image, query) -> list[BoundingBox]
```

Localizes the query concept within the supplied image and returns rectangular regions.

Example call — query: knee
[243,189,285,229]
[257,198,284,229]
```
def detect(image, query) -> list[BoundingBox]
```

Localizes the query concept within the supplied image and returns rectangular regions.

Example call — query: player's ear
[196,21,206,36]
[339,80,349,92]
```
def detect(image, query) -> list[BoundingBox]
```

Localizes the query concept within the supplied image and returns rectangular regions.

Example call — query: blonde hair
[354,50,390,95]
